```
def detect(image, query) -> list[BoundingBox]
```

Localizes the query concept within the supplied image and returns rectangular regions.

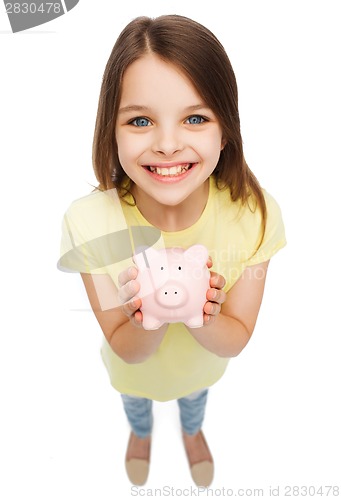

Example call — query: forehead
[119,53,203,107]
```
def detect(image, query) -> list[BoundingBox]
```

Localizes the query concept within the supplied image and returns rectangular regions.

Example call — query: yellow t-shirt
[59,176,286,401]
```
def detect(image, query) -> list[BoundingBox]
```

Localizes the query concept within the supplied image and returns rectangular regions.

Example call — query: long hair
[92,15,267,241]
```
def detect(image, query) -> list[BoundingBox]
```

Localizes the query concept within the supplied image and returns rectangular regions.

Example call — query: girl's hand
[118,257,226,329]
[117,266,143,328]
[203,257,227,326]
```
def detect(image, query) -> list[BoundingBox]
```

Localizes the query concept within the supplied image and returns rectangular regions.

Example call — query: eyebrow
[118,103,210,114]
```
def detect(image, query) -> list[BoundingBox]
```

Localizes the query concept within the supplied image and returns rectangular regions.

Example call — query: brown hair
[92,15,267,241]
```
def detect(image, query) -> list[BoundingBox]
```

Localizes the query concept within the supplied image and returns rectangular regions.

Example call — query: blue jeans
[121,389,208,438]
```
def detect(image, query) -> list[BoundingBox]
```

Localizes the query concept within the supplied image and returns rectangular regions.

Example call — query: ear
[132,251,147,270]
[220,137,227,150]
[184,244,208,266]
[133,246,159,270]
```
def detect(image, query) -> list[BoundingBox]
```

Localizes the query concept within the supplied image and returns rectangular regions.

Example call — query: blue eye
[130,117,151,127]
[186,115,205,125]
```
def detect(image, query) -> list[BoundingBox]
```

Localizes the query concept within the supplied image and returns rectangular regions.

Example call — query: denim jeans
[121,389,208,438]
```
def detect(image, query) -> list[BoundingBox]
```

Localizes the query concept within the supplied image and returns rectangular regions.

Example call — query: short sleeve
[58,208,111,274]
[57,190,163,275]
[247,191,286,266]
[57,189,131,274]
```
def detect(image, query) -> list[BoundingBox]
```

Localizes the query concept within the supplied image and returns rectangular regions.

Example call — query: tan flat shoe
[191,460,214,487]
[183,430,214,487]
[125,432,151,485]
[125,458,149,485]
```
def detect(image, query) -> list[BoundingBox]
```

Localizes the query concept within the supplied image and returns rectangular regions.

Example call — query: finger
[118,266,138,287]
[206,288,226,304]
[132,310,143,328]
[118,279,140,304]
[203,301,221,316]
[209,271,226,290]
[206,256,213,269]
[121,297,142,317]
[203,312,215,325]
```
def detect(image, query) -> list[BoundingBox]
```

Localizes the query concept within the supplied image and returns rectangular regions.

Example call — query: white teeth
[169,166,178,175]
[148,164,191,176]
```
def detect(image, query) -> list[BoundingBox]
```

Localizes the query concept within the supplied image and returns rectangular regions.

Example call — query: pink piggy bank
[133,245,210,330]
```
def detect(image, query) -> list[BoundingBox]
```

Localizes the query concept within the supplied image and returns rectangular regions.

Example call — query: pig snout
[155,280,189,308]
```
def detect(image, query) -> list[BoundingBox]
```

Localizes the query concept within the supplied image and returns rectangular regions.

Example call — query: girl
[59,15,286,487]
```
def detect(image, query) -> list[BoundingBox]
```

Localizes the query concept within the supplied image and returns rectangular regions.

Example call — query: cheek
[116,131,147,165]
[198,132,223,163]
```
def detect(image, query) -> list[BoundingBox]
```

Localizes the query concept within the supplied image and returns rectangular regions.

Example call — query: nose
[155,281,188,308]
[152,125,183,156]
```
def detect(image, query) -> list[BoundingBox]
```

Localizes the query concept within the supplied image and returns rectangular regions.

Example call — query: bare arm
[80,273,168,364]
[81,259,269,363]
[187,260,270,357]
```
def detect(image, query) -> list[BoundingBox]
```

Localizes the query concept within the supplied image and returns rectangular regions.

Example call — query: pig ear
[184,244,208,265]
[132,250,146,269]
[133,246,159,269]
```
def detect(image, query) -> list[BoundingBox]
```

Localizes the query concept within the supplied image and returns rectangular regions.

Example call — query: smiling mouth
[144,163,194,177]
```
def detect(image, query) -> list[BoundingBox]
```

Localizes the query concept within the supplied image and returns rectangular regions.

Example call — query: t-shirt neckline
[125,176,215,236]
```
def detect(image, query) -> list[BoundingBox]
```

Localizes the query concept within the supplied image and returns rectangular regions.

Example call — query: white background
[1,1,340,498]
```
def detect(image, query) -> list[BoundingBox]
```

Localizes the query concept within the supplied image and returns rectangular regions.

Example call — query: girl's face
[115,53,224,209]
